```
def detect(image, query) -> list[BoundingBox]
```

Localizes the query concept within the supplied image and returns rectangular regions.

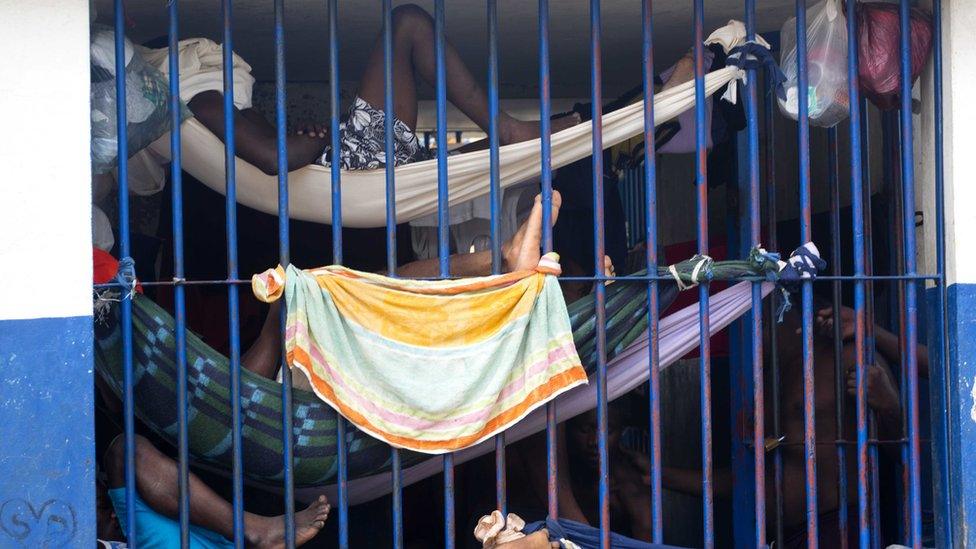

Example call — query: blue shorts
[108,488,234,548]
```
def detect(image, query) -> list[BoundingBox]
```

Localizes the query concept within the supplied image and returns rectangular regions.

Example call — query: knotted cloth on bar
[251,253,587,453]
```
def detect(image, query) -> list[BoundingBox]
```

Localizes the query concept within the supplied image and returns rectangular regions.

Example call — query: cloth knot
[114,256,139,301]
[536,252,563,276]
[667,254,714,291]
[726,41,787,101]
[773,242,827,322]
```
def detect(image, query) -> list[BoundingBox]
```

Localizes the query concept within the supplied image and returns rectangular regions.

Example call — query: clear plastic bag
[778,0,850,128]
[90,24,189,174]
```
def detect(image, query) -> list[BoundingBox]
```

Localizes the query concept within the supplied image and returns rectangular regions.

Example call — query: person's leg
[187,91,327,175]
[242,302,282,380]
[395,191,562,278]
[355,4,579,145]
[105,435,330,548]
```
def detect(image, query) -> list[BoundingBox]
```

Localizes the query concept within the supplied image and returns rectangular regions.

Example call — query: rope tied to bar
[667,254,714,291]
[726,40,788,101]
[93,256,140,324]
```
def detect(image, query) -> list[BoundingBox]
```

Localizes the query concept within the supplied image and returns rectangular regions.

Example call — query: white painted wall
[0,0,92,320]
[918,0,976,285]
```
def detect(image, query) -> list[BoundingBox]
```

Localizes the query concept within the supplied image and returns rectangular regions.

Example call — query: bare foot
[246,495,331,549]
[662,52,694,92]
[495,530,559,549]
[500,113,581,145]
[501,191,562,272]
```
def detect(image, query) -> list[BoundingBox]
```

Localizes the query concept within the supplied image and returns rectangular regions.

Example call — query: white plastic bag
[778,0,849,128]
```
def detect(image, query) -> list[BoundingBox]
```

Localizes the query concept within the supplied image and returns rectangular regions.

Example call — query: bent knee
[104,434,154,486]
[391,3,432,30]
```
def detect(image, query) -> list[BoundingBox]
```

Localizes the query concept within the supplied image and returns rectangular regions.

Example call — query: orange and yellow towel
[252,253,586,453]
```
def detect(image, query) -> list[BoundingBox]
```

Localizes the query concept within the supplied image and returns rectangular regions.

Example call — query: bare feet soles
[500,113,582,145]
[247,495,330,549]
[501,191,562,272]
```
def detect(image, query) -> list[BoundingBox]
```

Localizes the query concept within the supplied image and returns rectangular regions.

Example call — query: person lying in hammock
[96,191,614,547]
[187,3,581,176]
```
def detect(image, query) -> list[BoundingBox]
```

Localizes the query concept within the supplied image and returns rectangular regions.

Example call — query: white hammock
[147,22,755,228]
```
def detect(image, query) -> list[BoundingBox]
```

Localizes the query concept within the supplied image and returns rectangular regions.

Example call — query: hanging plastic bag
[778,0,850,128]
[90,24,190,174]
[856,2,933,110]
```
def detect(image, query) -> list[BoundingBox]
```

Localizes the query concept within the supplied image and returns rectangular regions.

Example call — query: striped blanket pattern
[252,254,587,453]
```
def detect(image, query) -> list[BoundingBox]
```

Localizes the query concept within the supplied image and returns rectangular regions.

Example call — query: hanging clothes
[252,253,587,453]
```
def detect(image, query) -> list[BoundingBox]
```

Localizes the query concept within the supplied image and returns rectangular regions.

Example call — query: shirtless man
[654,297,904,547]
[186,4,581,177]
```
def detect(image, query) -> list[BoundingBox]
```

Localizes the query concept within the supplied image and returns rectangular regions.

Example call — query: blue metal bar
[743,1,765,545]
[897,1,923,544]
[640,0,662,541]
[219,1,246,546]
[828,126,849,549]
[691,2,713,546]
[113,1,137,545]
[167,1,191,546]
[326,2,349,547]
[763,52,785,549]
[844,0,870,544]
[929,0,952,543]
[272,1,296,546]
[589,1,609,547]
[794,1,818,545]
[537,0,559,521]
[380,2,403,546]
[432,2,454,546]
[860,102,882,549]
[487,0,506,516]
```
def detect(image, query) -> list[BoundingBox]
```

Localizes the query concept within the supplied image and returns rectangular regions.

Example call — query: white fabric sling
[147,21,759,228]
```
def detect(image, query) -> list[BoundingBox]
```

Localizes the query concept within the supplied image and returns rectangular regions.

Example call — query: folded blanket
[253,253,587,453]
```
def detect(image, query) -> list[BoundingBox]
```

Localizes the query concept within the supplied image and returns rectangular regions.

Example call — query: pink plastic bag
[856,2,933,109]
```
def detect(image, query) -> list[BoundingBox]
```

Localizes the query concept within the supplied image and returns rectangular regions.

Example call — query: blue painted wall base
[0,315,94,548]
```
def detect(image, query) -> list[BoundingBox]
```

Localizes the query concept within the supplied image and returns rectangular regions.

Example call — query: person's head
[567,399,632,469]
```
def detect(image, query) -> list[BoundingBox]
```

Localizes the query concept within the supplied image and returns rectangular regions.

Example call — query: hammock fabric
[145,22,758,228]
[251,254,587,453]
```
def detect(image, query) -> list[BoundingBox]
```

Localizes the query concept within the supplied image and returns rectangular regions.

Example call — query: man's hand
[846,361,900,415]
[296,123,328,138]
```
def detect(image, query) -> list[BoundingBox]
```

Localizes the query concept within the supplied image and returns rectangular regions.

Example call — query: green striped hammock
[93,251,782,487]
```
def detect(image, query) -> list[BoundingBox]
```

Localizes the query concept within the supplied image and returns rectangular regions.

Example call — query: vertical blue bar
[827,127,849,549]
[327,2,349,547]
[793,1,819,545]
[432,2,454,546]
[589,1,609,547]
[743,1,765,545]
[640,0,662,541]
[487,0,507,516]
[167,2,191,547]
[219,1,246,546]
[538,0,559,520]
[928,0,952,544]
[897,1,923,544]
[113,1,137,545]
[843,0,870,545]
[691,2,713,547]
[381,2,403,546]
[763,63,785,548]
[272,1,296,547]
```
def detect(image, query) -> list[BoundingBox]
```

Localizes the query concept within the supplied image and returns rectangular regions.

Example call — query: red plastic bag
[856,2,933,109]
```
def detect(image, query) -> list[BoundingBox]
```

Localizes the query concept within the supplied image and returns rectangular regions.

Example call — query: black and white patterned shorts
[317,96,433,170]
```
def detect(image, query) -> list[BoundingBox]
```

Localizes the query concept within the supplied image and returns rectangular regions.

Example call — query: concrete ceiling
[97,0,796,98]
